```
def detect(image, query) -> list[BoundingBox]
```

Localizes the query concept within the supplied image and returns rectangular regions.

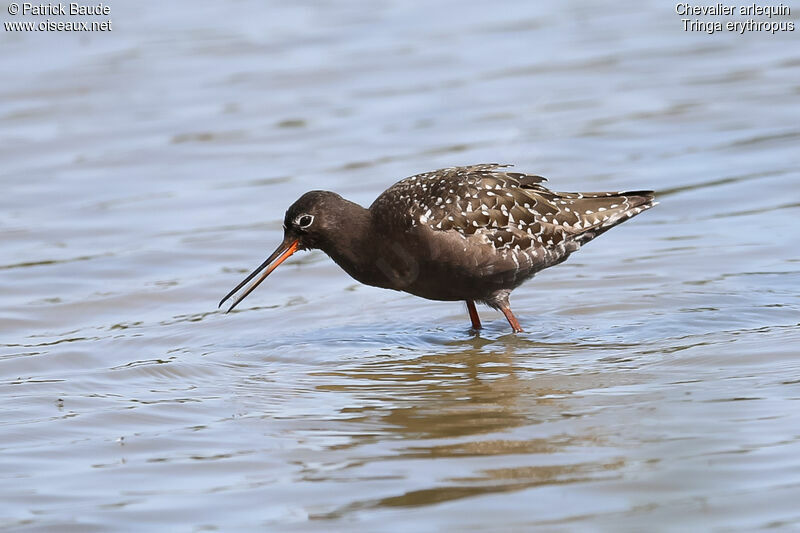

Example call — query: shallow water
[2,0,799,530]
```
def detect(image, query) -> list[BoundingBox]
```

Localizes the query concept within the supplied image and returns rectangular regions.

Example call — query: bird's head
[282,190,345,251]
[218,191,345,312]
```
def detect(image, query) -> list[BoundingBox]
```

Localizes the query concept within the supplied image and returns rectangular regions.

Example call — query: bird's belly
[337,249,510,301]
[396,257,533,301]
[355,230,546,301]
[329,229,558,302]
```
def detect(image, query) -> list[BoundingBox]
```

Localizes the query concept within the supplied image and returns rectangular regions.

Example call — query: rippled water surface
[2,0,799,530]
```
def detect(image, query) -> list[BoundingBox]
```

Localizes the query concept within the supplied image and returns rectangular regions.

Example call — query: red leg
[466,300,482,330]
[500,306,524,333]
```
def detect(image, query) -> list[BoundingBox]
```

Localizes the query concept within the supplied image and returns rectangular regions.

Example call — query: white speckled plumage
[221,163,656,333]
[371,164,656,297]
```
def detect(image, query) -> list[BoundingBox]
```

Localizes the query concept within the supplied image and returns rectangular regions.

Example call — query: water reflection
[236,339,641,515]
[313,346,532,440]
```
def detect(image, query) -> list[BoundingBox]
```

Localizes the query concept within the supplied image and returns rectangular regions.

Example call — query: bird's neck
[318,199,384,285]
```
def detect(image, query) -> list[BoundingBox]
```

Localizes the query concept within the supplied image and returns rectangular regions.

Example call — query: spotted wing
[372,164,655,276]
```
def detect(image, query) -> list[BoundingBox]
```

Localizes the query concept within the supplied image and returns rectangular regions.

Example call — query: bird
[219,164,656,333]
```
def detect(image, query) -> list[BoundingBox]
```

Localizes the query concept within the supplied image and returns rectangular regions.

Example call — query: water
[2,0,799,530]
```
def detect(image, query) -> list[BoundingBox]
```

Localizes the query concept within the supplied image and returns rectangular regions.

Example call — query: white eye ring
[295,214,314,228]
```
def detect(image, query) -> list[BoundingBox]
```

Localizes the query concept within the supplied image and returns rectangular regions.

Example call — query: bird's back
[369,164,655,302]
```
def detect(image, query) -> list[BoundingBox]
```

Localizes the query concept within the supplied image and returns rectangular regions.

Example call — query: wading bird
[220,164,655,332]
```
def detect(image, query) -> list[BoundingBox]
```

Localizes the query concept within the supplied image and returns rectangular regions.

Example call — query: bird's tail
[568,190,656,246]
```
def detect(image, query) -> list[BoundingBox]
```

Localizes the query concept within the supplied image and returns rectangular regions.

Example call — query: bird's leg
[466,299,482,330]
[500,305,524,333]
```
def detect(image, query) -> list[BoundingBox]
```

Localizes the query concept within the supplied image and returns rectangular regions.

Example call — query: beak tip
[219,238,299,316]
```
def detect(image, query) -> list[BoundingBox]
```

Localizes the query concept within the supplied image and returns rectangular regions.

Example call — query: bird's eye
[296,214,314,228]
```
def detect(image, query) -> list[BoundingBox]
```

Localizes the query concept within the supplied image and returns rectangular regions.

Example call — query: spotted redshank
[219,164,656,332]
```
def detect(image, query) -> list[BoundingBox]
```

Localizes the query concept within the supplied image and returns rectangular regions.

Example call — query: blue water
[2,0,799,530]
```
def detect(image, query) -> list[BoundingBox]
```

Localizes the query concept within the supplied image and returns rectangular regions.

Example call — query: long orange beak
[219,238,299,313]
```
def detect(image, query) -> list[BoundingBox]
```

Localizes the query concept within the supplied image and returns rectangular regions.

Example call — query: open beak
[218,237,299,313]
